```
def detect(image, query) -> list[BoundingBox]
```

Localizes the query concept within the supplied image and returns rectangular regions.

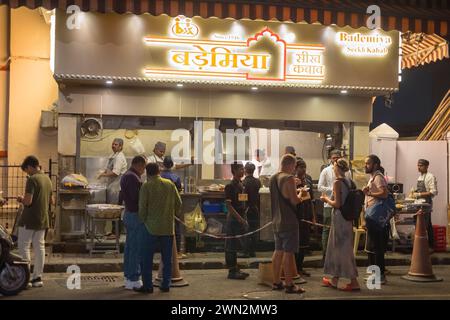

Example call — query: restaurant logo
[171,16,199,38]
[145,17,326,83]
[336,32,392,57]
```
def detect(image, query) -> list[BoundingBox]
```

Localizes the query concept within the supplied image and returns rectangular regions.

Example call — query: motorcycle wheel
[0,263,30,296]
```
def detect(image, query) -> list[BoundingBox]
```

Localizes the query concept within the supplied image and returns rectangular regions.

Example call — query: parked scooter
[0,224,30,296]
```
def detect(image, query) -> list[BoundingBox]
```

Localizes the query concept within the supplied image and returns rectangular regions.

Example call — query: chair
[353,213,366,255]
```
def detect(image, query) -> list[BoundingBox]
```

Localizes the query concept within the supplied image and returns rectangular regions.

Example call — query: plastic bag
[61,174,88,188]
[129,136,146,155]
[206,218,223,235]
[184,204,207,235]
[389,217,400,240]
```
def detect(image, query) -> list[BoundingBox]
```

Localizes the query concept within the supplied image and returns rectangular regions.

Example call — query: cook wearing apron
[413,159,438,249]
[99,138,128,236]
[148,141,191,172]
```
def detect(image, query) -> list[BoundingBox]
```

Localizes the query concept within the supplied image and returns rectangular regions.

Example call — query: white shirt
[259,158,276,177]
[148,154,164,164]
[318,164,352,208]
[418,172,438,197]
[108,151,127,176]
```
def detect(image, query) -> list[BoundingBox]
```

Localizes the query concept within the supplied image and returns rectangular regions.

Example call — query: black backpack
[339,179,364,221]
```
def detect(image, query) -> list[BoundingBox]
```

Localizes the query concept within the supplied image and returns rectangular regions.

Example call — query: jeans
[322,207,333,257]
[295,248,306,272]
[366,225,389,275]
[18,227,45,280]
[244,211,259,255]
[123,211,142,282]
[139,225,173,289]
[225,220,244,272]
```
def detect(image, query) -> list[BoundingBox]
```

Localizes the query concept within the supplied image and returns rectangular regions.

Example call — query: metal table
[85,213,120,256]
[392,203,431,252]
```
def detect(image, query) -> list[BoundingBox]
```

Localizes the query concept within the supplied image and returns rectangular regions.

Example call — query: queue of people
[12,140,438,294]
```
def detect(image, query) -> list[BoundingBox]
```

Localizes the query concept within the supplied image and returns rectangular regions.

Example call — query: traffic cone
[401,210,443,282]
[154,235,189,287]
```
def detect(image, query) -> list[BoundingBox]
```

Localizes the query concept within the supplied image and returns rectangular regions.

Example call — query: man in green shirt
[17,156,53,288]
[134,163,182,294]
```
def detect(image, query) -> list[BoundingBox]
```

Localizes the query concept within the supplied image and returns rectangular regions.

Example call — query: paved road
[1,266,449,300]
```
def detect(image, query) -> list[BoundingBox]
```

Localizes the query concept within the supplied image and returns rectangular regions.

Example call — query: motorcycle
[0,224,30,296]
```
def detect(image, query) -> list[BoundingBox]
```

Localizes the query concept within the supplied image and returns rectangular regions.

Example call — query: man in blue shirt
[119,156,146,290]
[161,156,182,191]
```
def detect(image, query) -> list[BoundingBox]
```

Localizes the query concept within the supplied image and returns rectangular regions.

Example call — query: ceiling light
[251,87,258,91]
[340,90,348,94]
[177,83,184,87]
[106,80,113,85]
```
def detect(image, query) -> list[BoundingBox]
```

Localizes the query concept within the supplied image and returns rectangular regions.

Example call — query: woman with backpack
[320,158,360,291]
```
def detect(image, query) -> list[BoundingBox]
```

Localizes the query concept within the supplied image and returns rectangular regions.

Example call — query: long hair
[367,154,383,173]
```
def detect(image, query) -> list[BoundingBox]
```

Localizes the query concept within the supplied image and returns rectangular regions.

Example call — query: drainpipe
[0,6,11,163]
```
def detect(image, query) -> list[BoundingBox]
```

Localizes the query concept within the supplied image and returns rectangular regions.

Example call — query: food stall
[52,10,400,249]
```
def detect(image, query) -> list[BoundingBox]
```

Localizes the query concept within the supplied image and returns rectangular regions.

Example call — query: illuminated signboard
[336,32,392,57]
[144,16,325,83]
[54,11,400,90]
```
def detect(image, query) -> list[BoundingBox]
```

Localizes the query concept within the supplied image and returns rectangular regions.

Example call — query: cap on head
[256,149,265,158]
[329,149,342,158]
[113,138,124,147]
[285,146,296,155]
[418,159,429,166]
[155,141,166,151]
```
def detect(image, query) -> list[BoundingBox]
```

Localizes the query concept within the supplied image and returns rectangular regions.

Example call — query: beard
[365,167,373,174]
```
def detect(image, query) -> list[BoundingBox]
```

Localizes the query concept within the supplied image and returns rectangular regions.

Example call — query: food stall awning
[1,0,449,36]
[401,32,449,69]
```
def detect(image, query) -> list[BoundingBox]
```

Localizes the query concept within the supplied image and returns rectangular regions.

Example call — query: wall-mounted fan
[80,118,103,139]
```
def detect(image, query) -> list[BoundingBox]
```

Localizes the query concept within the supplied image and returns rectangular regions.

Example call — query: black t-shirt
[225,178,246,218]
[243,176,261,211]
[296,173,314,221]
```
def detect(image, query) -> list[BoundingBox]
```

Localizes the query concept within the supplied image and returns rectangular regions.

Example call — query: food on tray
[198,184,226,192]
[61,174,89,188]
[86,204,124,219]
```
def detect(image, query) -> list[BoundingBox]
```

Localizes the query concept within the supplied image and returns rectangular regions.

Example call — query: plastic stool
[353,226,366,255]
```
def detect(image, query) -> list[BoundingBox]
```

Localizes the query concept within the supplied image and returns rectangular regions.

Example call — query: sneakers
[31,277,43,288]
[124,279,143,290]
[159,287,170,293]
[227,271,249,280]
[133,286,153,294]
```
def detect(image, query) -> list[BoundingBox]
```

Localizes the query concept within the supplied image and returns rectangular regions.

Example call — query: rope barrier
[175,217,331,239]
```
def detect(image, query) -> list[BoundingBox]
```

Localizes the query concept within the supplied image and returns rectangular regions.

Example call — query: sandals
[322,277,337,289]
[284,284,306,294]
[339,284,361,292]
[272,282,284,291]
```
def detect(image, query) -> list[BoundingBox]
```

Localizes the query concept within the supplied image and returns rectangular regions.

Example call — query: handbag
[364,194,396,230]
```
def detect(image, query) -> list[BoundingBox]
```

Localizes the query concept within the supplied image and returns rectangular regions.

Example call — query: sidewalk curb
[42,255,450,273]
